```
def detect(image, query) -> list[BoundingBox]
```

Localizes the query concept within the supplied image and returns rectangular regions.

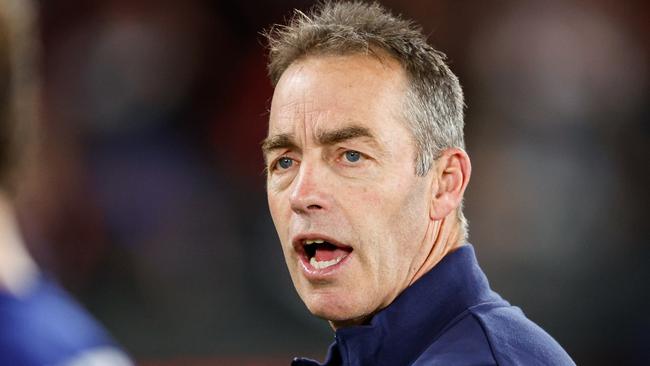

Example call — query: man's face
[264,54,435,327]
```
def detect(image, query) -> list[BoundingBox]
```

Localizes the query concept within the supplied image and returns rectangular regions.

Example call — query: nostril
[307,204,322,210]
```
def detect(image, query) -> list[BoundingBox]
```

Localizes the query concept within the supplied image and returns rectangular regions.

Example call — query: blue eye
[344,150,361,163]
[277,157,294,169]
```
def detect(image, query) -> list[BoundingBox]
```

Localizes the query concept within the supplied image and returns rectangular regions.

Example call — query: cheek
[342,184,385,216]
[267,196,280,229]
[370,182,430,265]
[267,192,292,243]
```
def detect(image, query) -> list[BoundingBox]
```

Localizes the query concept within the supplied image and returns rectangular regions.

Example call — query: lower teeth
[310,256,343,269]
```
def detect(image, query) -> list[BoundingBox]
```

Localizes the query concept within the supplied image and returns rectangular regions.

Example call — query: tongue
[314,247,350,262]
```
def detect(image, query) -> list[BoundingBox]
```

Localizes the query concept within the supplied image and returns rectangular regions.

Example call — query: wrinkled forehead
[268,53,409,139]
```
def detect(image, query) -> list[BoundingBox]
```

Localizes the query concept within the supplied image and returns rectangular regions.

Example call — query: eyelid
[265,149,288,163]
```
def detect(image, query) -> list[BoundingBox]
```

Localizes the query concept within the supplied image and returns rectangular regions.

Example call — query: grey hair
[265,1,468,238]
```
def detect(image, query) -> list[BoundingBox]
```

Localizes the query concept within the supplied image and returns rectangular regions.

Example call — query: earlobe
[429,148,471,220]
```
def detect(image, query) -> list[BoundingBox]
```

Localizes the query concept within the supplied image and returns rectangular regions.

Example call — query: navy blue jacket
[292,245,575,366]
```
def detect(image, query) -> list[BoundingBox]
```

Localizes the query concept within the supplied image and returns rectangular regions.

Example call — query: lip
[292,233,354,280]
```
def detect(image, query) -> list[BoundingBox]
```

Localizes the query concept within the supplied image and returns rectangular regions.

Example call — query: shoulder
[411,308,497,366]
[0,277,131,366]
[469,303,575,366]
[412,303,575,366]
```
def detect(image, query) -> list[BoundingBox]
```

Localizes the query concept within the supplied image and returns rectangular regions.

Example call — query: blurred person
[0,0,132,365]
[262,2,574,365]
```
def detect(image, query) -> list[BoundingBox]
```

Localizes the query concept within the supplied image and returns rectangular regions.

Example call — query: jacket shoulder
[469,303,575,366]
[411,310,498,366]
[412,303,575,366]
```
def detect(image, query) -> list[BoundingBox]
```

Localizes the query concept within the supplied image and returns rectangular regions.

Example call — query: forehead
[268,53,409,138]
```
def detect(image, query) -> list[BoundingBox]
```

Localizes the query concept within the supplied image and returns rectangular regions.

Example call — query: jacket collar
[293,244,502,366]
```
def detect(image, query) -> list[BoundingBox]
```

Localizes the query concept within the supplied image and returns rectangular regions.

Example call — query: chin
[303,291,370,327]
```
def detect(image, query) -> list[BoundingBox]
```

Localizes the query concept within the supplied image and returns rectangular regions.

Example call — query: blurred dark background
[13,0,649,364]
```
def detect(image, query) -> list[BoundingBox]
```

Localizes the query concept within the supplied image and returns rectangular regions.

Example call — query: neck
[0,192,38,296]
[328,216,464,330]
[409,214,463,287]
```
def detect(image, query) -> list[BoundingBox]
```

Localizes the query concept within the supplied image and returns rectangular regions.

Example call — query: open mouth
[302,239,353,270]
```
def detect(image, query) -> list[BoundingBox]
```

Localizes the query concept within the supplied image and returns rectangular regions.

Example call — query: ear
[429,148,471,220]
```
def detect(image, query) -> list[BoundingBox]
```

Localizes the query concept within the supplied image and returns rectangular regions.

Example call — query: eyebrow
[261,125,375,159]
[261,133,298,156]
[317,126,374,146]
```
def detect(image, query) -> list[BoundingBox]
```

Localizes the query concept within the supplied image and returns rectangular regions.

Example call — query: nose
[289,162,330,214]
